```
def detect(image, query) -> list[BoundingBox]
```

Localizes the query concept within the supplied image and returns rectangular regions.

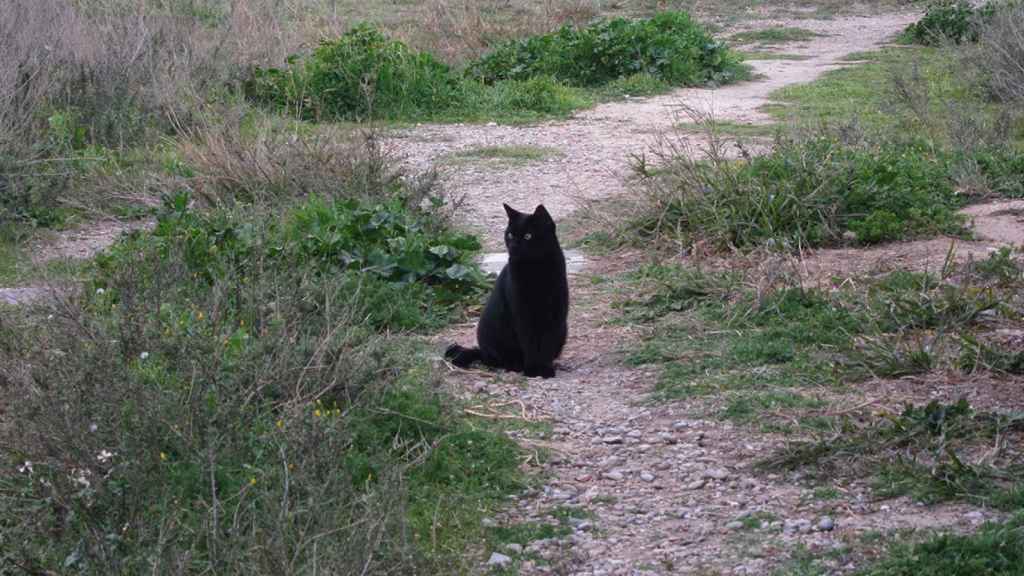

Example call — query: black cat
[445,203,569,378]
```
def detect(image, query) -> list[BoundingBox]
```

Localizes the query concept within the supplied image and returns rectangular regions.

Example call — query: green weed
[635,131,967,251]
[467,11,748,88]
[739,51,814,61]
[857,513,1024,575]
[247,24,587,122]
[729,27,822,46]
[0,175,513,572]
[445,145,564,166]
[900,1,1004,46]
[761,399,1024,509]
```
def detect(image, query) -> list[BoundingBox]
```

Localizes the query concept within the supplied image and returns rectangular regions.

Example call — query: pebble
[817,516,836,532]
[784,519,812,534]
[481,517,497,528]
[640,471,656,482]
[684,479,707,490]
[627,429,643,438]
[505,543,523,555]
[602,470,624,481]
[726,521,745,531]
[487,552,512,567]
[601,435,624,445]
[703,468,731,481]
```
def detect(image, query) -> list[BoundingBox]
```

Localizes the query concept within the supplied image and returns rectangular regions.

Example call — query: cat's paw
[525,365,556,379]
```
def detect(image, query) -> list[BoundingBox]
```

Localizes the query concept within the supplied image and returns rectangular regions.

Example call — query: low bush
[634,131,966,250]
[972,3,1024,103]
[246,24,587,121]
[258,24,465,120]
[0,0,346,228]
[466,11,746,88]
[0,189,509,572]
[177,114,440,206]
[901,1,999,45]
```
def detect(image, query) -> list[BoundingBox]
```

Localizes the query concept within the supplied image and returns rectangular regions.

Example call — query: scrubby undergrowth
[0,158,521,572]
[247,12,746,122]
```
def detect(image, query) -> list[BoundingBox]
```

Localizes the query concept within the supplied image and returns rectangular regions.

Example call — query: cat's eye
[506,232,513,239]
[524,233,532,240]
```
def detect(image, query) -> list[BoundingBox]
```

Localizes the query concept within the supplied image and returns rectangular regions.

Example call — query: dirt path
[0,219,147,306]
[406,11,1023,575]
[390,12,919,251]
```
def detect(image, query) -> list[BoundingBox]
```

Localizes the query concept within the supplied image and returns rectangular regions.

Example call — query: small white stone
[487,552,512,566]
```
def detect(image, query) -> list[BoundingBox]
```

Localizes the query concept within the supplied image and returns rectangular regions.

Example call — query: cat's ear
[533,204,554,225]
[503,203,520,220]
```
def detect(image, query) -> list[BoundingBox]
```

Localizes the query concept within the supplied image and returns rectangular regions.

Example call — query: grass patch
[739,51,814,61]
[445,145,564,166]
[616,264,852,423]
[729,27,822,46]
[0,234,25,285]
[594,72,674,100]
[634,130,969,251]
[674,119,778,138]
[619,249,1024,438]
[733,510,778,530]
[857,514,1024,575]
[760,397,1024,509]
[764,46,960,130]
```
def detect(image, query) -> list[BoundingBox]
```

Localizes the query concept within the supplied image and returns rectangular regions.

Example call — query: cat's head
[503,203,558,260]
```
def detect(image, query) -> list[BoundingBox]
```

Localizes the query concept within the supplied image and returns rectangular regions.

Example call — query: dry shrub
[974,3,1024,105]
[413,0,600,64]
[0,0,353,223]
[179,119,389,205]
[0,0,345,153]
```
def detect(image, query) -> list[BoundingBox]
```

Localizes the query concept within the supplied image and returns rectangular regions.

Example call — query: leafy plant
[901,1,1003,45]
[466,11,747,88]
[0,189,513,573]
[857,513,1024,575]
[246,23,589,122]
[248,24,464,120]
[635,132,966,251]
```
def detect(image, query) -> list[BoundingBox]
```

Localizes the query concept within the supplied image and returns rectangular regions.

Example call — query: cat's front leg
[523,363,556,379]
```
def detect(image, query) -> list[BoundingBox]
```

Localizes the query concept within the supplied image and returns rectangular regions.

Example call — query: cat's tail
[444,344,481,368]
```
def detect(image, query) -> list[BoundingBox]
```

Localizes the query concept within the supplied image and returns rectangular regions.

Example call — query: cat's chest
[505,264,565,303]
